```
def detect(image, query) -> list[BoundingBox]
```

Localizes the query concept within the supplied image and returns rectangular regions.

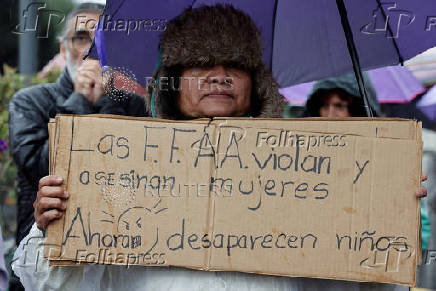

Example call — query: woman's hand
[416,173,428,198]
[34,175,69,230]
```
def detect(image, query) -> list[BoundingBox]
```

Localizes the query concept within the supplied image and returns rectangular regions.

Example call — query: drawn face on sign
[116,199,168,230]
[99,200,168,250]
[117,206,148,233]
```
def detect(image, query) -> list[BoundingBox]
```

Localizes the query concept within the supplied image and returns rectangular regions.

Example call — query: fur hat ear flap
[146,67,176,119]
[253,64,284,118]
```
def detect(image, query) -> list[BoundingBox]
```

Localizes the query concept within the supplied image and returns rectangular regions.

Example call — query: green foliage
[37,0,75,66]
[0,65,60,230]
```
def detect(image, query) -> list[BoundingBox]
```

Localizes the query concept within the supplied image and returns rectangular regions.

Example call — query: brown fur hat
[146,4,284,119]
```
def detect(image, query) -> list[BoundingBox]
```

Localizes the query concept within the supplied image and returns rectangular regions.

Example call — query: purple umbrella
[280,65,425,105]
[88,0,436,115]
[406,47,436,86]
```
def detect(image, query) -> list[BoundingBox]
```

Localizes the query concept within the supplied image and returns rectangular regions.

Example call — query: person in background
[303,73,381,118]
[304,72,431,251]
[8,3,147,290]
[9,2,146,246]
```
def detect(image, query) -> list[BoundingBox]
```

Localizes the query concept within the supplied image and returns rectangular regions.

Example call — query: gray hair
[58,2,105,41]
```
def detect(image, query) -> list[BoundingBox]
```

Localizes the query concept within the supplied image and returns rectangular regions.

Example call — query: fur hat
[146,4,283,119]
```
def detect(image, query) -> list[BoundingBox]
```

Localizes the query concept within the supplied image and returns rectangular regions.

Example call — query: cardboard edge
[213,117,418,122]
[55,114,417,123]
[46,261,415,287]
[61,115,418,141]
[48,121,55,174]
[416,121,423,268]
[44,115,74,260]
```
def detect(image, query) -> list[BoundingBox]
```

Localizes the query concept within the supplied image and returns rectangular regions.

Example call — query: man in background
[9,1,146,246]
[8,3,146,290]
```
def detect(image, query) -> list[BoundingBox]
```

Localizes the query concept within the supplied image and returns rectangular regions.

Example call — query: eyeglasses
[67,35,92,50]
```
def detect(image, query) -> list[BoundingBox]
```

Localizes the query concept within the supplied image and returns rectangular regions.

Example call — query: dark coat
[8,68,147,243]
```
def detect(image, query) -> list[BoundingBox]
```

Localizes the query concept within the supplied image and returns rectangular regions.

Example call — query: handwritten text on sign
[46,116,421,286]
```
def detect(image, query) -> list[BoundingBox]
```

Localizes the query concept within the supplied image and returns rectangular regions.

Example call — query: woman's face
[319,93,352,118]
[177,65,252,118]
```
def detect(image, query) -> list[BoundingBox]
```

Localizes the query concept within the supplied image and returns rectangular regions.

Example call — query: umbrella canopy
[89,0,436,90]
[280,66,425,105]
[406,47,436,86]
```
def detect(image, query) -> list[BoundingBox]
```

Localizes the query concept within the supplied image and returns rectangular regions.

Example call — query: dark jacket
[9,68,147,243]
[304,73,382,117]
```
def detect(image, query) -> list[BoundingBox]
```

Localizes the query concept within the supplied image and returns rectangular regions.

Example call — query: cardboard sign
[46,114,422,286]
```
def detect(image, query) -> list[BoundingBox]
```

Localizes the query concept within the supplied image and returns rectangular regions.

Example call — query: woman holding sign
[17,5,427,291]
